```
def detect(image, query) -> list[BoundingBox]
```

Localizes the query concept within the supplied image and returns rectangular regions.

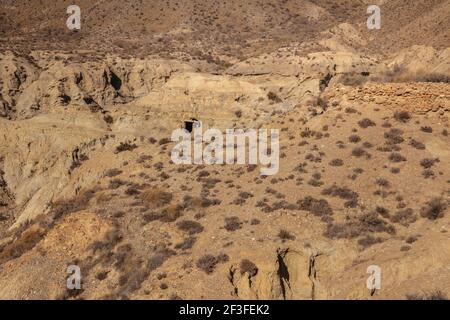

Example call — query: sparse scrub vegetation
[196,253,229,274]
[297,196,333,221]
[0,0,448,302]
[105,168,122,177]
[348,135,361,143]
[224,216,242,231]
[388,152,406,163]
[420,158,439,169]
[384,128,404,144]
[325,211,395,245]
[278,229,295,241]
[358,118,376,128]
[351,147,370,159]
[115,141,138,153]
[176,220,204,234]
[240,259,258,277]
[409,139,425,150]
[390,208,417,226]
[267,91,282,103]
[52,189,97,219]
[357,235,383,248]
[322,185,359,208]
[329,158,344,167]
[420,198,446,220]
[394,111,411,123]
[109,178,127,189]
[407,290,448,300]
[140,189,173,208]
[175,236,197,251]
[0,224,47,264]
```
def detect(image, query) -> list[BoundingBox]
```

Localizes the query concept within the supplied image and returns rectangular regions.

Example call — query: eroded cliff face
[0,39,449,299]
[229,248,321,300]
[0,49,342,228]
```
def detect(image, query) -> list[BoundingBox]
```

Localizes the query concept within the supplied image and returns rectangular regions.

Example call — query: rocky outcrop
[229,248,323,300]
[0,52,194,119]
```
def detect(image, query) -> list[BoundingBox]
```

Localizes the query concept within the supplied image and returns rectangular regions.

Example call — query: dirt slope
[1,0,449,57]
[0,0,449,300]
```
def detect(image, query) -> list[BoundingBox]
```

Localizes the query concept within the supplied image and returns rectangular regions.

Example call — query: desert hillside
[0,0,449,300]
[2,0,450,57]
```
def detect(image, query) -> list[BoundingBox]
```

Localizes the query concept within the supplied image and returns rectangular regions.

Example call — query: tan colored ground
[0,0,449,300]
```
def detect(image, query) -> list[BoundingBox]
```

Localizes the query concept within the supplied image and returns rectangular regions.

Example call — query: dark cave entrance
[110,71,122,91]
[184,118,199,133]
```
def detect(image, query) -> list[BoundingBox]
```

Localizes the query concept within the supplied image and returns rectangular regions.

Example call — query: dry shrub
[196,253,229,274]
[348,135,361,143]
[394,111,411,123]
[278,229,295,241]
[140,188,173,208]
[224,216,242,231]
[329,158,344,166]
[180,195,203,211]
[351,147,369,159]
[340,73,368,86]
[420,158,439,169]
[422,169,435,179]
[94,190,115,204]
[108,177,126,189]
[407,290,448,300]
[240,259,258,277]
[399,72,450,84]
[89,228,123,254]
[325,211,395,240]
[388,152,406,163]
[158,138,171,145]
[357,235,383,248]
[390,208,417,226]
[409,139,425,150]
[175,236,197,251]
[143,204,183,223]
[420,198,447,220]
[105,168,122,177]
[406,236,418,244]
[267,91,282,103]
[148,248,176,272]
[358,118,376,128]
[384,129,404,144]
[125,186,141,196]
[297,196,333,220]
[114,247,175,298]
[201,197,221,208]
[52,189,97,219]
[377,65,450,84]
[322,185,359,208]
[103,114,113,124]
[376,206,390,218]
[83,228,142,298]
[0,224,46,263]
[115,141,137,153]
[176,220,204,235]
[375,178,390,188]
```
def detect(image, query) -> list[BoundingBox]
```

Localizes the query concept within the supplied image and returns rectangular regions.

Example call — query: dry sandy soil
[0,0,449,300]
